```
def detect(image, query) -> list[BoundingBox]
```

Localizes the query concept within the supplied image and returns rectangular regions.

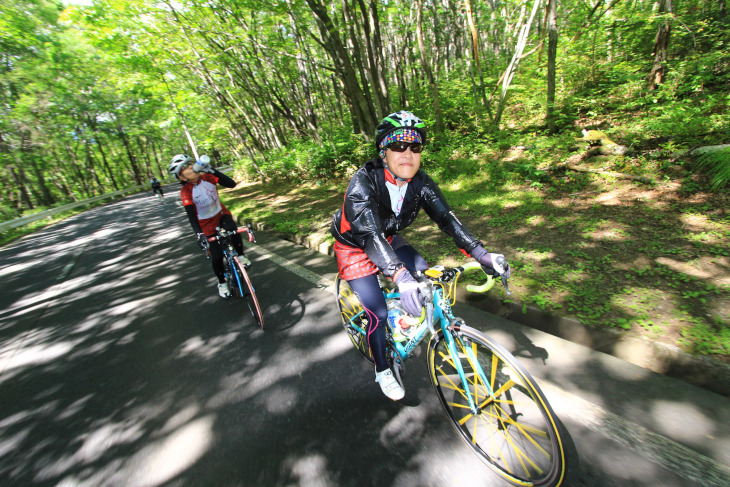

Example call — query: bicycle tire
[232,256,264,329]
[335,275,374,363]
[427,324,567,487]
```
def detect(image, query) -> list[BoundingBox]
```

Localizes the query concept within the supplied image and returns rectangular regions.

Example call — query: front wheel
[427,324,567,487]
[232,256,264,329]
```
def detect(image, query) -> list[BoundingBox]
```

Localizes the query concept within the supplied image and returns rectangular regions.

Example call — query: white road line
[247,243,336,295]
[57,243,88,280]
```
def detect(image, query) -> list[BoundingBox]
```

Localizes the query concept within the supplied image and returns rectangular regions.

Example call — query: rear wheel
[232,256,264,329]
[335,275,373,363]
[427,324,567,487]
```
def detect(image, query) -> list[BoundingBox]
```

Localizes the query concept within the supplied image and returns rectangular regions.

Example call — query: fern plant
[696,147,730,189]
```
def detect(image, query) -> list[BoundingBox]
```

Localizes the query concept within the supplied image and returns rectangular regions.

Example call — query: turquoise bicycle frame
[384,285,495,416]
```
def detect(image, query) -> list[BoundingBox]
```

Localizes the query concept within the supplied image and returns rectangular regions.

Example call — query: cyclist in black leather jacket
[331,111,509,400]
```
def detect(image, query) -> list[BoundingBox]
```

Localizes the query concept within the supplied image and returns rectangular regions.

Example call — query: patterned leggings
[347,245,428,372]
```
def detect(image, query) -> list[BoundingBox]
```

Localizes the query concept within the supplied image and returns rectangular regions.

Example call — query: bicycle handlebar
[207,227,249,242]
[461,262,497,293]
[461,261,511,295]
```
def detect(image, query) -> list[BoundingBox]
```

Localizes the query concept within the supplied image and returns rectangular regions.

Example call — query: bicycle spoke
[336,277,373,363]
[428,325,566,487]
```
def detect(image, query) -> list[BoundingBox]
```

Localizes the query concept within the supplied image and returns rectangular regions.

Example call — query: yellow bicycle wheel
[335,275,374,363]
[427,324,567,487]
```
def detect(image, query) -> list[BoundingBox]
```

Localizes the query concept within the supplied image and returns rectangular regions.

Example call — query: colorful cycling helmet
[169,154,194,179]
[375,111,427,149]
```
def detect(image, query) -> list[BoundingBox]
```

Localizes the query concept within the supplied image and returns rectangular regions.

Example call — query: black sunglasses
[387,141,424,153]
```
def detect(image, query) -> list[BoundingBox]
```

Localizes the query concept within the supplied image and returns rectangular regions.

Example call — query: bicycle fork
[440,318,496,416]
[425,292,488,416]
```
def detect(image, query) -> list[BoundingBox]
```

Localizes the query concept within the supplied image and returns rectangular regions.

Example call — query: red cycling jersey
[180,173,232,235]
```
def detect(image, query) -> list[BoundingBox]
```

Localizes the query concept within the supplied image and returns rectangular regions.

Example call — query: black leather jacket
[330,158,482,277]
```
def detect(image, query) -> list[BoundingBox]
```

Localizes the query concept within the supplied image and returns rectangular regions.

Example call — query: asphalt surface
[1,187,729,487]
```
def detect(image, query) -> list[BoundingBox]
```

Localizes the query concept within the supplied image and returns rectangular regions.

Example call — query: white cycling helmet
[169,154,194,179]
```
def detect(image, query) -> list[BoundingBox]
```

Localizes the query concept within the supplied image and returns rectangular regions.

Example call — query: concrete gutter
[242,217,730,397]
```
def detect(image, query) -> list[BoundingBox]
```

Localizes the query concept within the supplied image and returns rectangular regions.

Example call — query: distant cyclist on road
[169,154,251,299]
[150,176,164,198]
[330,111,510,401]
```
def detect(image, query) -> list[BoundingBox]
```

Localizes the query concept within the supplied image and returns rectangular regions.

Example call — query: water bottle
[387,300,407,342]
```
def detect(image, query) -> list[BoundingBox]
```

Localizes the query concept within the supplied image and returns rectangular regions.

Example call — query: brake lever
[495,255,512,296]
[501,274,511,295]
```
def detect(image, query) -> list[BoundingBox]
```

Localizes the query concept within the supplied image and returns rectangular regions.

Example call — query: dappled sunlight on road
[2,273,97,319]
[2,190,728,487]
[0,193,231,486]
[176,332,241,360]
[204,312,351,414]
[39,420,145,476]
[284,454,336,486]
[379,404,428,446]
[123,415,214,486]
[260,385,299,415]
[53,415,215,487]
[0,338,78,383]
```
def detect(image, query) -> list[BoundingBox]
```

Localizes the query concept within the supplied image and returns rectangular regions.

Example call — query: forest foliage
[1,0,728,220]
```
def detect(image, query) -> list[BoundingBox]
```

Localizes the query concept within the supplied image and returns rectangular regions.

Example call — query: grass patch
[221,142,730,361]
[1,207,91,246]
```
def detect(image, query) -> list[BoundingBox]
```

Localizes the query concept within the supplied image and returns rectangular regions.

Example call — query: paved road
[1,188,729,487]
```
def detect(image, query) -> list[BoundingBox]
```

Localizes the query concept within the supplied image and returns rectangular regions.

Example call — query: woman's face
[384,144,421,182]
[178,165,200,183]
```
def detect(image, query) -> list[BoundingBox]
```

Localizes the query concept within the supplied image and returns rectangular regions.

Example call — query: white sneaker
[238,254,252,268]
[375,368,405,401]
[218,282,231,299]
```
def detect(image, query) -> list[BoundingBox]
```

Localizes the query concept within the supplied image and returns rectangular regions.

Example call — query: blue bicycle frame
[225,249,245,297]
[384,270,497,416]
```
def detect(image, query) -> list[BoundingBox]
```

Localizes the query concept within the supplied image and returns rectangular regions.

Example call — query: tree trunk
[9,166,34,210]
[356,0,390,118]
[65,142,92,198]
[546,0,558,133]
[416,0,443,133]
[495,0,542,128]
[96,139,119,191]
[648,0,672,90]
[28,157,55,206]
[287,8,319,138]
[116,125,143,185]
[84,140,104,195]
[161,74,199,159]
[227,127,267,181]
[306,0,378,137]
[570,0,618,43]
[342,0,376,125]
[464,0,494,123]
[51,148,79,202]
[150,138,165,178]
